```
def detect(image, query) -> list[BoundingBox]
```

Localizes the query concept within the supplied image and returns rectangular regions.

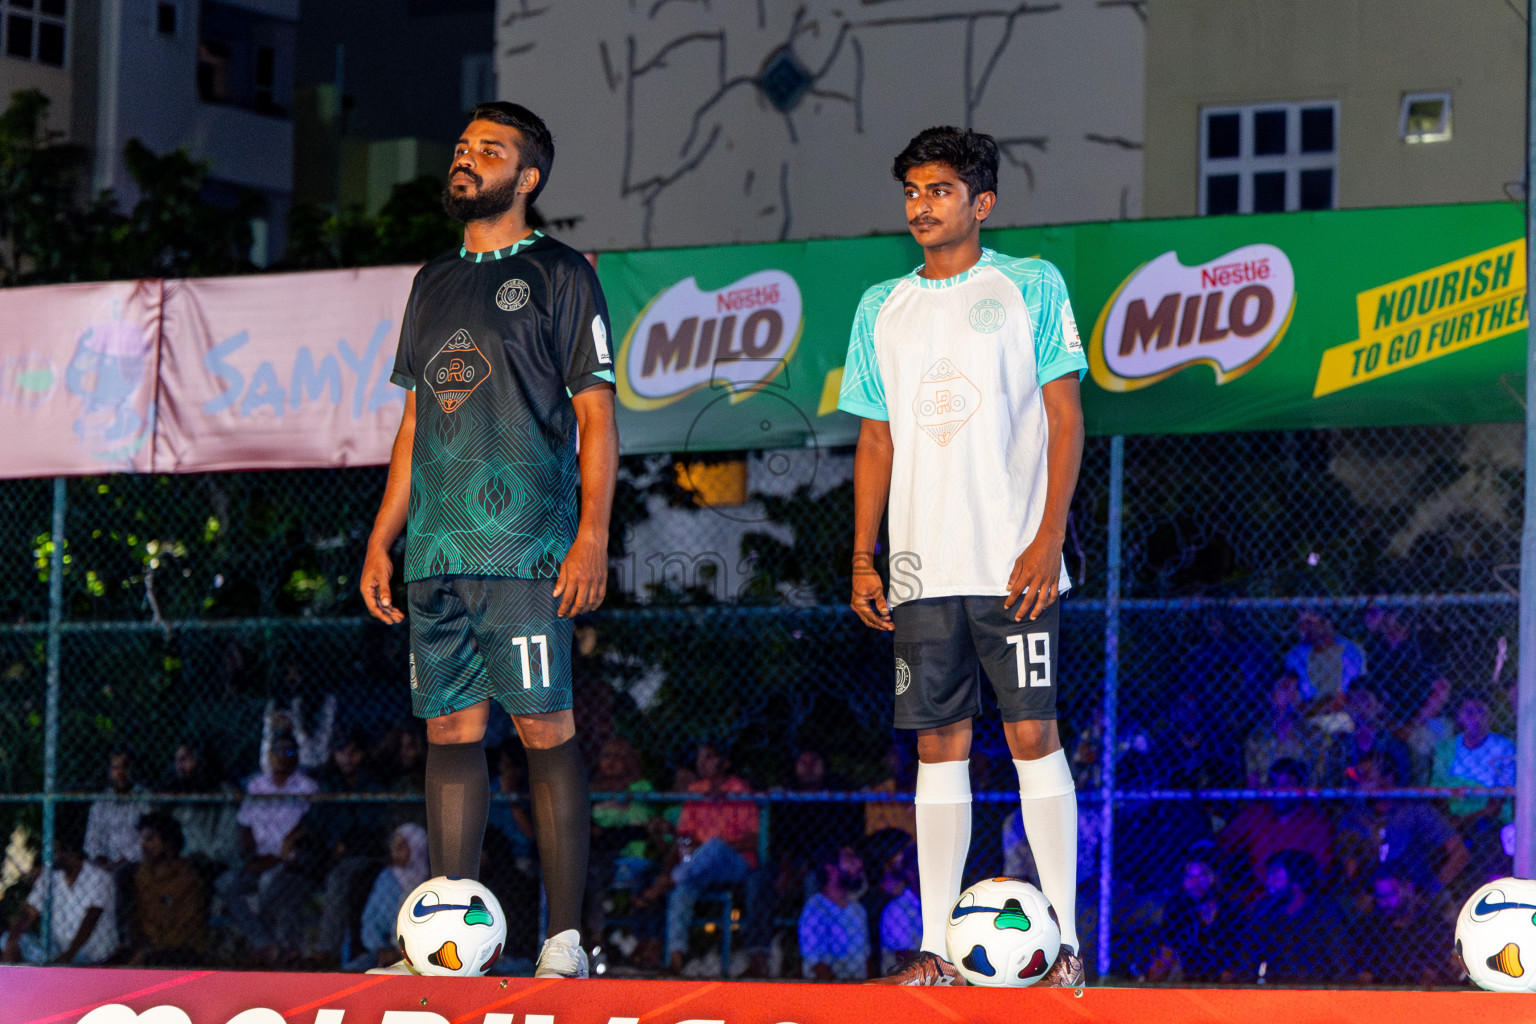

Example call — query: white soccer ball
[1456,876,1536,993]
[397,876,508,977]
[945,877,1061,987]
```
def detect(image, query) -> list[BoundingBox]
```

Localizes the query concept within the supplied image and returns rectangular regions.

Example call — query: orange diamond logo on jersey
[425,329,492,413]
[913,359,981,446]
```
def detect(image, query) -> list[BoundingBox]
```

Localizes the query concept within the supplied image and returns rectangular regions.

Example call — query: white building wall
[496,0,1146,250]
[96,0,295,212]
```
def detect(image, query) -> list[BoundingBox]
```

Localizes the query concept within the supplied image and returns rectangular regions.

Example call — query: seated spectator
[590,737,663,862]
[1145,844,1240,983]
[635,742,769,976]
[1433,694,1517,818]
[1321,683,1413,788]
[315,728,385,797]
[1400,676,1454,784]
[1155,691,1239,789]
[863,743,916,840]
[2,831,116,965]
[1355,869,1456,985]
[873,839,920,976]
[587,737,666,942]
[356,823,429,970]
[1108,723,1215,896]
[1244,673,1327,787]
[1217,758,1332,897]
[1335,751,1468,895]
[374,721,427,829]
[160,742,241,871]
[263,693,337,774]
[774,746,862,907]
[214,732,319,964]
[1362,606,1445,724]
[1284,612,1365,705]
[313,729,389,969]
[1074,706,1155,788]
[798,843,869,981]
[85,747,149,942]
[1432,694,1516,880]
[1178,613,1271,727]
[313,729,389,862]
[86,748,152,872]
[1239,849,1353,983]
[124,812,206,966]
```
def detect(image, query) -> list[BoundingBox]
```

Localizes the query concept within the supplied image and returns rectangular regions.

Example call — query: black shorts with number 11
[406,575,573,719]
[890,596,1061,730]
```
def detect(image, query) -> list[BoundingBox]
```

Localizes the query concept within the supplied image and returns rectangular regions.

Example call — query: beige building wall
[496,0,1145,250]
[0,56,73,134]
[1145,0,1525,217]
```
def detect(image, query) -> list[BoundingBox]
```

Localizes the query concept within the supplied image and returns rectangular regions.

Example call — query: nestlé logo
[1088,244,1295,392]
[617,270,803,409]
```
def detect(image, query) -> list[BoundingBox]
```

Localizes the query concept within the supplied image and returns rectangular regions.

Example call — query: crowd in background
[0,608,1518,984]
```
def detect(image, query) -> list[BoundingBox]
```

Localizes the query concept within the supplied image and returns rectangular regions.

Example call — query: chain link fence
[0,424,1522,984]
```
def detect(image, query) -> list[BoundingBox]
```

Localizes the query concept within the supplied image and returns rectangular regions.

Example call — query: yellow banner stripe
[1315,287,1527,397]
[1355,240,1523,337]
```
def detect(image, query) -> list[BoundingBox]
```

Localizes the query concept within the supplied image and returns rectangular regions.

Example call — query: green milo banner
[595,203,1527,454]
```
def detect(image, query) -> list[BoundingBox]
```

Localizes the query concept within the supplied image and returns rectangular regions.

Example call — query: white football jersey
[839,250,1087,608]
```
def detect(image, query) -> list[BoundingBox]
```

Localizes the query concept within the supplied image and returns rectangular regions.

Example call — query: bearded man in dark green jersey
[361,102,618,980]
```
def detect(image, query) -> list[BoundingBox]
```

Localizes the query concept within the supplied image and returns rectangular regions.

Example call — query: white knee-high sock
[914,759,972,958]
[1015,749,1079,951]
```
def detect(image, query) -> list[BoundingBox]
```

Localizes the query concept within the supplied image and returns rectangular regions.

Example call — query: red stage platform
[6,968,1529,1024]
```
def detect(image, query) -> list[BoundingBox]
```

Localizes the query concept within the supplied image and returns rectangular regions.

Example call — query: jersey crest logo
[913,359,981,447]
[425,329,492,413]
[969,298,1006,334]
[894,658,911,695]
[496,279,530,312]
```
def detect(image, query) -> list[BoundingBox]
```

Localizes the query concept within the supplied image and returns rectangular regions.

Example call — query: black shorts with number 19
[890,596,1061,730]
[406,576,573,719]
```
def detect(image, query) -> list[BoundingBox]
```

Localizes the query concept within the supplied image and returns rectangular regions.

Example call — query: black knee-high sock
[425,740,489,879]
[526,737,589,937]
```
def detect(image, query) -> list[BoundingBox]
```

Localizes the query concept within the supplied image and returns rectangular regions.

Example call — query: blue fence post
[1096,436,1124,979]
[40,476,66,959]
[1516,0,1536,878]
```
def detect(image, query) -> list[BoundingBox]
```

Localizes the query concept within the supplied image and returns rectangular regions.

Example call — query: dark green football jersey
[391,231,615,582]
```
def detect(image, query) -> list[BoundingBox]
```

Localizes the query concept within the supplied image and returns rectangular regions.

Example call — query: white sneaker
[366,959,419,975]
[534,928,590,978]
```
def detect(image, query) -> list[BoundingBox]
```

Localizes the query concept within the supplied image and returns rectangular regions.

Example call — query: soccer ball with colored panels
[1456,876,1536,993]
[945,877,1061,987]
[397,876,507,977]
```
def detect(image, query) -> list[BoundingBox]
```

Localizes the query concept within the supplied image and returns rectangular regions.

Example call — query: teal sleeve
[837,281,897,420]
[1023,261,1088,385]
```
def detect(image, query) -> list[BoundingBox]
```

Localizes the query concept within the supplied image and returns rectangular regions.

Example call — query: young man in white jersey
[839,126,1087,987]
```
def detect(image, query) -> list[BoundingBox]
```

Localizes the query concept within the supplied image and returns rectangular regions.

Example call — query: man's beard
[442,170,522,223]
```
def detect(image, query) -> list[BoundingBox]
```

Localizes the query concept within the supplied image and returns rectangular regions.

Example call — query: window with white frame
[1,0,66,67]
[1400,92,1451,144]
[1200,101,1338,215]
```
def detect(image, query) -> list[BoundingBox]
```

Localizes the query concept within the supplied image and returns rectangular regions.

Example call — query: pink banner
[153,265,419,473]
[0,279,161,479]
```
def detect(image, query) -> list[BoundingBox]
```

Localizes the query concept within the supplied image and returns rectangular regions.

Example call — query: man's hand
[850,556,893,631]
[1005,531,1064,622]
[553,531,607,618]
[360,546,404,624]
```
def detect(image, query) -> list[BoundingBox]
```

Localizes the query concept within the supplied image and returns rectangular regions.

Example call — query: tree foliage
[284,175,460,270]
[0,89,460,286]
